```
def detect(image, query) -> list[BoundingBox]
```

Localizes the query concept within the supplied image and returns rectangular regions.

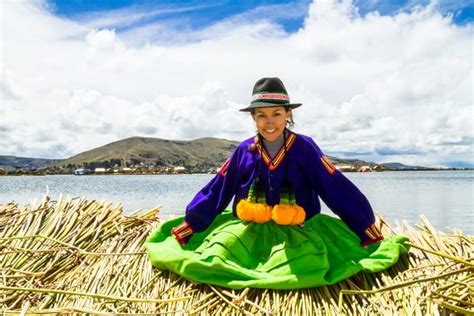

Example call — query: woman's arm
[171,147,241,244]
[305,137,383,246]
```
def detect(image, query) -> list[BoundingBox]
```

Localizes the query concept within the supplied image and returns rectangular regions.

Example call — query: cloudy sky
[1,0,472,167]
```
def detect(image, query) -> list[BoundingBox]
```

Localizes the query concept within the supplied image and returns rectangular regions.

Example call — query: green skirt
[145,210,409,289]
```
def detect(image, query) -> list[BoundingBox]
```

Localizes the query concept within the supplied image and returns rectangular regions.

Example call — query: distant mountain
[55,136,239,169]
[382,162,428,169]
[329,157,375,166]
[0,155,61,170]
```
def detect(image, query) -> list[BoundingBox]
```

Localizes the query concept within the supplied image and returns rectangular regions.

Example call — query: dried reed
[0,195,472,315]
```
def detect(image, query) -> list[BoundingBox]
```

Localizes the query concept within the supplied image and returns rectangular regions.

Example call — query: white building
[173,166,187,173]
[336,165,355,171]
[94,168,106,173]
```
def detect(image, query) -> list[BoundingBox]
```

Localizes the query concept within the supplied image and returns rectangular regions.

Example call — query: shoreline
[1,168,472,176]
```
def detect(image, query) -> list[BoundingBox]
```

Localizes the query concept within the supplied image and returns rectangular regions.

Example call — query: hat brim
[239,102,302,112]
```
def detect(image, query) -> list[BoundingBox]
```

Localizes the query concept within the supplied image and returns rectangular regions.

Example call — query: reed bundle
[0,195,472,315]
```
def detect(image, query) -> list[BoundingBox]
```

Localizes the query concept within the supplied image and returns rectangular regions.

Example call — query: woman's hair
[251,106,295,129]
[285,107,295,128]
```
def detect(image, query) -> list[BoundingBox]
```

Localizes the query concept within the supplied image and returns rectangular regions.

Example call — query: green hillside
[0,156,60,170]
[56,136,239,169]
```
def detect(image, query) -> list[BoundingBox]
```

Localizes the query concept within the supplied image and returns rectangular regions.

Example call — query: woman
[146,78,409,290]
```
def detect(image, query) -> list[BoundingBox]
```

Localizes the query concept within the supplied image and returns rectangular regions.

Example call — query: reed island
[0,196,472,314]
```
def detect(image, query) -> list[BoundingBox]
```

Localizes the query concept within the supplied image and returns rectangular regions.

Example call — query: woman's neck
[261,130,287,158]
[262,133,284,145]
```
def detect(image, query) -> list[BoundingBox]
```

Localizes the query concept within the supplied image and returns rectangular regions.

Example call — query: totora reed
[0,195,472,315]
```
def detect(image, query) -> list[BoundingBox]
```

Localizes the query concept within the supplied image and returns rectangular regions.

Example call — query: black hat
[239,77,302,112]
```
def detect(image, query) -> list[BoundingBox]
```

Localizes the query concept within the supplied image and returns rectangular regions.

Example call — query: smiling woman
[145,77,409,289]
[252,107,290,142]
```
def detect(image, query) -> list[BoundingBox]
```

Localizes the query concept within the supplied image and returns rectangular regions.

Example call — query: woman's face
[253,106,291,142]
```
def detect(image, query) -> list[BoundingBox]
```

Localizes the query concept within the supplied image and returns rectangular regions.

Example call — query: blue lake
[0,171,472,234]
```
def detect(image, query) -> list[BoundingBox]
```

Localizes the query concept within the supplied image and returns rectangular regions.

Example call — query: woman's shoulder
[232,136,254,150]
[291,132,325,157]
[228,136,257,157]
[238,136,256,148]
[292,132,317,147]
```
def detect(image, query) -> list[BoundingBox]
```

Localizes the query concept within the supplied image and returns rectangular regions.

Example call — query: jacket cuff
[171,221,194,245]
[360,223,384,246]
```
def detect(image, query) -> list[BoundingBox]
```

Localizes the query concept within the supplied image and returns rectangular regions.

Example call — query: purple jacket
[176,131,383,246]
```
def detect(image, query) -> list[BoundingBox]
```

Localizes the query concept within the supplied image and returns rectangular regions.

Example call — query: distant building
[74,168,92,175]
[358,166,372,172]
[336,165,355,172]
[94,168,106,174]
[173,166,187,174]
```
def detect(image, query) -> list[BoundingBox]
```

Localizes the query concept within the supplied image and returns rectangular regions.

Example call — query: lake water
[0,171,472,234]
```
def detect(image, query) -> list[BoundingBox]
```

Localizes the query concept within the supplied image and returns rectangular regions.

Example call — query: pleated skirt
[145,210,409,289]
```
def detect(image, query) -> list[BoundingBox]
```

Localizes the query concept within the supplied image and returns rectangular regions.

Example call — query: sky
[1,0,473,167]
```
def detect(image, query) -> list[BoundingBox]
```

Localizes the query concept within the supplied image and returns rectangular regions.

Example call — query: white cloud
[0,0,472,167]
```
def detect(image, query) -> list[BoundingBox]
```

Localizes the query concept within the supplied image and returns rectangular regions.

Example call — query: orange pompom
[236,199,254,222]
[263,204,273,222]
[272,204,306,225]
[253,203,273,223]
[237,200,272,223]
[272,204,294,225]
[291,205,306,225]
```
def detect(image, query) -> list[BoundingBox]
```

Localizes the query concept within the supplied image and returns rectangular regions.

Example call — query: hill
[56,136,239,170]
[383,162,428,170]
[0,155,60,170]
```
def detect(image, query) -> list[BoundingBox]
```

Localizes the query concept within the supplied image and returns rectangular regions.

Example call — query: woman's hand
[361,237,383,248]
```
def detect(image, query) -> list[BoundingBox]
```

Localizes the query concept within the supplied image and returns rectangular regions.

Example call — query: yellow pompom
[291,205,306,225]
[263,204,273,222]
[272,204,306,225]
[253,203,273,223]
[237,200,272,223]
[236,199,254,222]
[272,204,294,225]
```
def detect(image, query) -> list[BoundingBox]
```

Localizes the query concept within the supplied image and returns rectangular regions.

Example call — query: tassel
[236,199,272,223]
[236,199,254,222]
[272,204,306,225]
[237,179,305,225]
[272,204,294,225]
[253,203,273,223]
[292,205,306,225]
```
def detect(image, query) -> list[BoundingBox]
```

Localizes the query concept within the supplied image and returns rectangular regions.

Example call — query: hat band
[251,92,289,104]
